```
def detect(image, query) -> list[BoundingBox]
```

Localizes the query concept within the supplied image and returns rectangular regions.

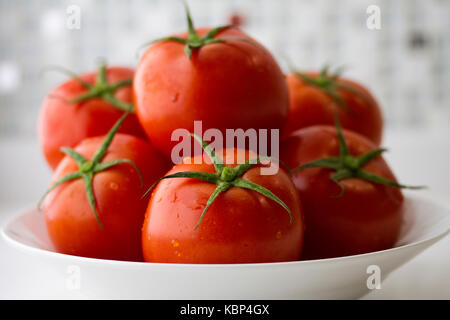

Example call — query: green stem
[293,112,425,197]
[183,0,197,38]
[96,63,107,84]
[60,147,87,166]
[233,178,293,223]
[141,171,219,199]
[194,182,231,230]
[91,112,128,164]
[82,172,102,228]
[334,109,349,158]
[41,65,91,89]
[292,65,365,114]
[94,159,144,187]
[38,171,83,207]
[143,134,293,229]
[38,113,145,229]
[139,1,260,59]
[191,133,225,173]
[46,63,135,113]
[102,93,134,112]
[356,148,387,167]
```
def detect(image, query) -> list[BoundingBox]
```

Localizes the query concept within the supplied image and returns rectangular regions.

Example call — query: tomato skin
[43,134,169,261]
[133,28,289,158]
[280,126,403,260]
[38,67,146,170]
[142,149,304,264]
[284,73,383,146]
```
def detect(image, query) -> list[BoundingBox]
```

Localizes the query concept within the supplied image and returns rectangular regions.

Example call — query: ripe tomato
[38,65,145,170]
[41,115,168,261]
[284,69,383,145]
[133,7,288,159]
[142,142,304,264]
[280,125,405,259]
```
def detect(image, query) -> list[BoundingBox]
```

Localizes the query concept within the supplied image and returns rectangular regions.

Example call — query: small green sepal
[143,134,293,229]
[294,111,425,197]
[38,112,145,229]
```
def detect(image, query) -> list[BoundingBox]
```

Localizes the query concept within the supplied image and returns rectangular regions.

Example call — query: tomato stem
[138,0,261,59]
[143,134,293,229]
[292,65,369,114]
[38,112,144,229]
[44,62,134,113]
[293,111,425,197]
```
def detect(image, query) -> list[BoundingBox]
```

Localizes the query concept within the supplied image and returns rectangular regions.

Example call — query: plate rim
[2,193,449,269]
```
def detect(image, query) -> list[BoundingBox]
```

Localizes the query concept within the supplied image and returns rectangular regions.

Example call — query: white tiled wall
[0,0,449,138]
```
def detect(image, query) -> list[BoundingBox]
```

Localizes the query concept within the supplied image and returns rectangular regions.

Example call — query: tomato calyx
[38,112,144,229]
[44,63,134,112]
[293,113,425,198]
[142,134,293,230]
[293,65,368,113]
[139,1,259,59]
[220,166,236,182]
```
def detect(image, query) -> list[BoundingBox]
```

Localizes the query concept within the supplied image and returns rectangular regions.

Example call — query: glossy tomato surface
[38,67,145,170]
[280,126,403,260]
[142,149,304,264]
[134,28,289,158]
[43,133,169,261]
[284,73,383,145]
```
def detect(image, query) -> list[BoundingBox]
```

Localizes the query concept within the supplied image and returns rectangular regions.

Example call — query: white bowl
[2,194,449,299]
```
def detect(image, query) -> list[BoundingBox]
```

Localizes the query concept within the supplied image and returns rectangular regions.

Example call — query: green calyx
[220,166,236,182]
[44,63,134,112]
[140,1,259,59]
[142,134,293,230]
[294,112,425,198]
[38,112,144,229]
[293,65,367,112]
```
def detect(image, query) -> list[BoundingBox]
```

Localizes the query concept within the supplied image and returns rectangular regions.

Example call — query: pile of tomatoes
[37,4,420,263]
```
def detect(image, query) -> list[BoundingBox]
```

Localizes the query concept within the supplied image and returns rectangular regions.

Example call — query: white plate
[2,194,449,299]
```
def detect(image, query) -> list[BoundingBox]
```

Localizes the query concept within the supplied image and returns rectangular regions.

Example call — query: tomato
[280,124,407,260]
[284,69,383,145]
[133,6,288,159]
[41,115,168,261]
[38,64,145,170]
[142,136,304,264]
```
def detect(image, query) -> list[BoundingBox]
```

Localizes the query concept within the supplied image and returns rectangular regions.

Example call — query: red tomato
[284,71,383,145]
[38,66,145,170]
[133,26,288,159]
[280,126,403,259]
[142,148,304,264]
[42,133,168,261]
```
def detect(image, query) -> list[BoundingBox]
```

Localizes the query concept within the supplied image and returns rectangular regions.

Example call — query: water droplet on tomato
[171,239,180,248]
[109,182,119,190]
[171,92,179,102]
[259,196,269,207]
[276,231,282,240]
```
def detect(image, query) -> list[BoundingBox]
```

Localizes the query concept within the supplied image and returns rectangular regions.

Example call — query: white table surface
[1,130,449,299]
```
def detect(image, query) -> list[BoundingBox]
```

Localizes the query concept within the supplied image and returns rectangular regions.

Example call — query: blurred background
[0,0,449,299]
